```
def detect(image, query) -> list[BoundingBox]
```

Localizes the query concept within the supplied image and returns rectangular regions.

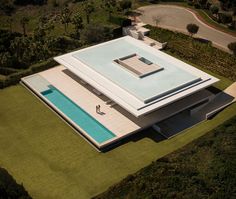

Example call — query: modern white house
[21,36,221,150]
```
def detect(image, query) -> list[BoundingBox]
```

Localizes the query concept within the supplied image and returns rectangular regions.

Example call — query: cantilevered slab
[54,36,219,117]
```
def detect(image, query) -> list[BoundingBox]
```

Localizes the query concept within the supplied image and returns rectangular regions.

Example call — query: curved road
[138,5,236,51]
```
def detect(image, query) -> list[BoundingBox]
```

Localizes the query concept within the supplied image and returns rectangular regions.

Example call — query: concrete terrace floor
[37,66,213,139]
[0,83,236,199]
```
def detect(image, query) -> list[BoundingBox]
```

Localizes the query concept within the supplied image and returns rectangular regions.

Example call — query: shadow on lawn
[102,128,166,152]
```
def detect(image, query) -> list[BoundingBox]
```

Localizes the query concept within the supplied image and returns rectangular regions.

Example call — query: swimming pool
[41,85,116,144]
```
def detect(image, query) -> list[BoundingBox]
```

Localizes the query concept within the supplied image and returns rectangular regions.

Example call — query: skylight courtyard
[21,36,225,150]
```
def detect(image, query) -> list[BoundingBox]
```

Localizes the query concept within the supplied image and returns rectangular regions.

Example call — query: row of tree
[186,23,236,55]
[187,0,236,29]
[0,0,133,70]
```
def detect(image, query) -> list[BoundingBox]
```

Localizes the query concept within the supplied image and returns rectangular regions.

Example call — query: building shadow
[102,127,166,152]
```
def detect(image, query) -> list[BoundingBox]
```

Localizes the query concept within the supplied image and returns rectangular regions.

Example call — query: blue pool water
[41,85,116,144]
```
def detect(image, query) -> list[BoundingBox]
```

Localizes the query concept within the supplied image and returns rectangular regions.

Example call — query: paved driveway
[138,5,236,51]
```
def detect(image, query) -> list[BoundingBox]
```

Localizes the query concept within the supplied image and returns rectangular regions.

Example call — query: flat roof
[54,36,219,117]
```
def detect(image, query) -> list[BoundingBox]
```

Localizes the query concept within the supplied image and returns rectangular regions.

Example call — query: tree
[198,0,207,8]
[60,6,72,33]
[20,16,29,36]
[218,12,233,24]
[72,12,83,38]
[228,42,236,55]
[210,5,219,17]
[6,17,13,32]
[186,23,199,37]
[82,0,95,24]
[102,0,117,20]
[10,36,30,66]
[34,15,54,42]
[81,24,113,44]
[152,16,161,27]
[119,0,132,14]
[0,1,15,16]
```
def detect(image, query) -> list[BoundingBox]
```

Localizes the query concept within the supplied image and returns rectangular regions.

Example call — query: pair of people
[96,105,101,113]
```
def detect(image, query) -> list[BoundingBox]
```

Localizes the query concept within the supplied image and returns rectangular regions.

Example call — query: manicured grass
[0,80,236,199]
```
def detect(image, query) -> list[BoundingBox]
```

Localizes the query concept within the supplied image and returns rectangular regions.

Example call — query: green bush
[228,42,236,55]
[210,5,219,15]
[81,24,114,44]
[194,3,201,9]
[109,15,131,27]
[218,12,233,24]
[0,167,31,199]
[146,25,236,81]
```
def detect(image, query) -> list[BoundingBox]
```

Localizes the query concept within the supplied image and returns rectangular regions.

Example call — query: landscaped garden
[0,1,236,199]
[0,79,235,199]
[94,115,236,199]
[147,25,236,83]
[0,0,133,88]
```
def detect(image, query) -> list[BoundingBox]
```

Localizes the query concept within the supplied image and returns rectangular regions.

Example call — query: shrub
[109,15,131,27]
[186,23,199,37]
[0,167,31,198]
[218,12,233,24]
[210,5,219,15]
[194,3,201,9]
[146,25,236,81]
[119,0,132,12]
[227,20,236,30]
[206,2,212,10]
[228,42,236,55]
[233,7,236,16]
[81,24,113,44]
[188,1,194,6]
[198,0,207,8]
[14,0,47,6]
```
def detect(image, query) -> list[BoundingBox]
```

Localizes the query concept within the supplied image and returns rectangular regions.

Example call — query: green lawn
[0,79,236,199]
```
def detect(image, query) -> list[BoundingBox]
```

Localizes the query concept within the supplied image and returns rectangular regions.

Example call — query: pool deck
[25,65,213,146]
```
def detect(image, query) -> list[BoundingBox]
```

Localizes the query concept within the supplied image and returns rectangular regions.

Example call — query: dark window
[139,57,153,65]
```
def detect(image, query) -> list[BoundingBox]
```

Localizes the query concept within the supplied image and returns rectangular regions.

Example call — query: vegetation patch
[0,167,31,199]
[94,115,236,199]
[146,25,236,81]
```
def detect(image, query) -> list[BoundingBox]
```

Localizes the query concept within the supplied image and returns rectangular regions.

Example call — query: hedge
[0,58,57,89]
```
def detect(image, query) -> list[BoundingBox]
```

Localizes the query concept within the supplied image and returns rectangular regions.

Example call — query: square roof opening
[114,53,164,78]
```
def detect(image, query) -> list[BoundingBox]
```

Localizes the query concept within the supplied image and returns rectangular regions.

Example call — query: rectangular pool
[41,85,116,144]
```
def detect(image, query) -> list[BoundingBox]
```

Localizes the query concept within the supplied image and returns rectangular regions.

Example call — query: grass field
[0,73,236,199]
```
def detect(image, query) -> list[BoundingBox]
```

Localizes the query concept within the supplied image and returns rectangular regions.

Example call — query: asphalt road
[138,5,236,51]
